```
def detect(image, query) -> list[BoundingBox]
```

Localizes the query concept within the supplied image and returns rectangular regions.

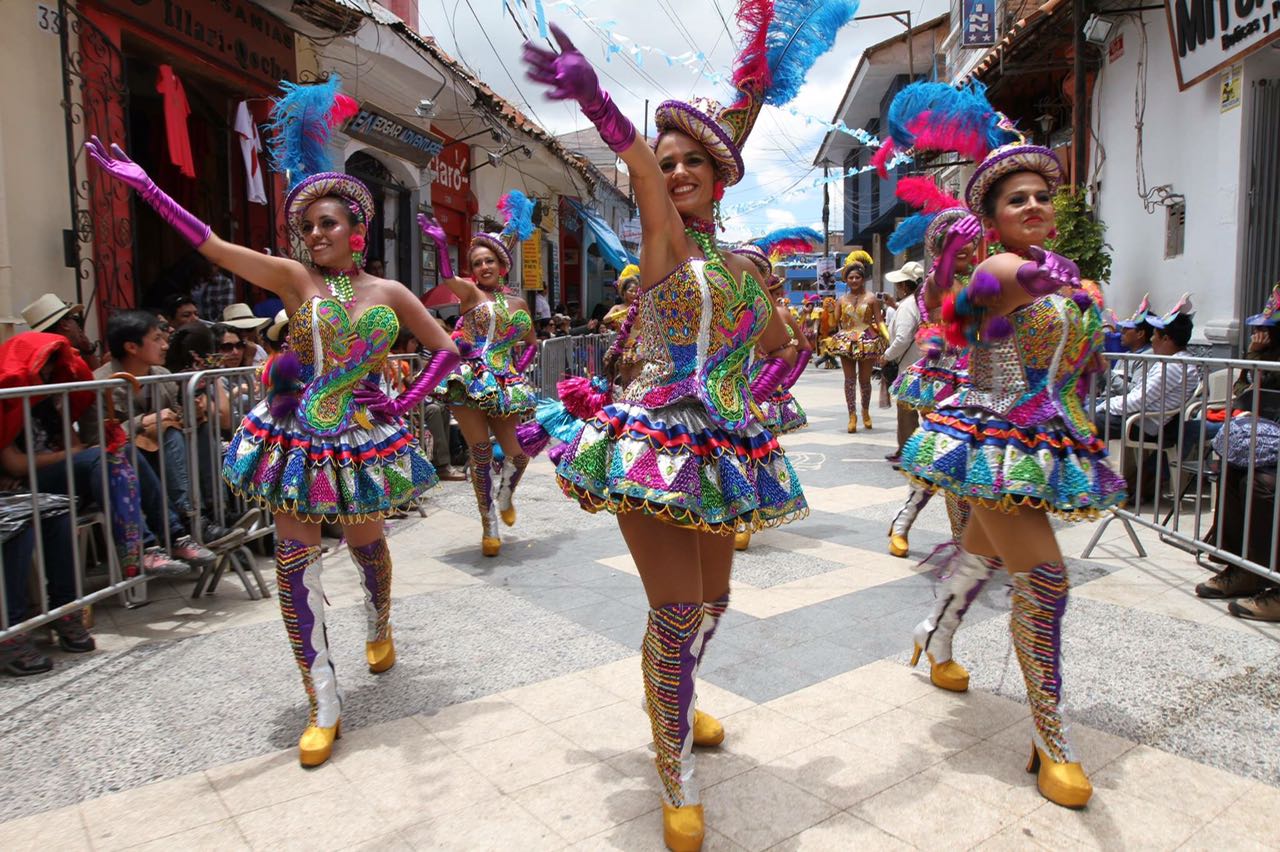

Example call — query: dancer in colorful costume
[732,228,819,551]
[824,250,886,431]
[523,2,855,844]
[881,81,1126,809]
[884,181,980,557]
[86,77,460,767]
[419,195,539,557]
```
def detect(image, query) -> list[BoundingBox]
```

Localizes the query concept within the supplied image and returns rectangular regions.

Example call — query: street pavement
[2,366,1278,850]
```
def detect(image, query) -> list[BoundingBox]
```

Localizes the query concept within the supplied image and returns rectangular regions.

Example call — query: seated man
[22,293,100,369]
[1106,294,1154,396]
[80,311,215,567]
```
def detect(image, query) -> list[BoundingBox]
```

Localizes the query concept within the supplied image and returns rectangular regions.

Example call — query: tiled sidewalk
[2,368,1277,850]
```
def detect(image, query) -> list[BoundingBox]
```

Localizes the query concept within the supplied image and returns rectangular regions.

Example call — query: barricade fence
[0,334,613,643]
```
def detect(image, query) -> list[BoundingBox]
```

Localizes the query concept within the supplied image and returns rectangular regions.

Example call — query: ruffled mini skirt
[555,399,808,534]
[223,403,438,523]
[892,351,967,412]
[823,328,886,360]
[436,360,536,417]
[899,405,1126,520]
[761,390,807,435]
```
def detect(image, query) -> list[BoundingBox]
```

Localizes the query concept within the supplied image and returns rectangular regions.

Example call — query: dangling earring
[1047,227,1059,240]
[984,228,999,243]
[714,199,725,231]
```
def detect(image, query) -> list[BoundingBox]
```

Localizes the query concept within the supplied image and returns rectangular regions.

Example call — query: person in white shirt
[1106,294,1154,395]
[881,261,926,456]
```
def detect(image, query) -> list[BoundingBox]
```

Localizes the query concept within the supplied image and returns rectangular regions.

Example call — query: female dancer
[825,250,886,431]
[885,193,980,558]
[603,264,641,331]
[522,7,849,844]
[889,82,1126,808]
[85,79,459,767]
[419,200,539,557]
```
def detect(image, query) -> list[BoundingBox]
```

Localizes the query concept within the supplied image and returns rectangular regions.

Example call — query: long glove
[930,214,981,296]
[360,350,461,421]
[417,214,455,279]
[513,342,537,373]
[84,136,211,248]
[523,25,636,154]
[1016,246,1081,295]
[781,349,811,391]
[749,357,790,405]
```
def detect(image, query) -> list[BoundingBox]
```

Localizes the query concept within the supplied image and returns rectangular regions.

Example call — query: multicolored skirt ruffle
[555,399,807,534]
[822,328,886,360]
[223,403,438,523]
[761,390,807,434]
[899,405,1126,520]
[892,351,966,412]
[436,360,536,417]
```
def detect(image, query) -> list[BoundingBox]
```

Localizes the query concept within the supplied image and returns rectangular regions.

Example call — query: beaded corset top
[290,297,399,436]
[619,256,771,431]
[838,299,874,333]
[454,293,532,378]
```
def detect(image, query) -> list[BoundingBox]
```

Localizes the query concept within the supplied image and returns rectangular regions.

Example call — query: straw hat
[221,303,270,331]
[22,293,84,332]
[265,309,290,343]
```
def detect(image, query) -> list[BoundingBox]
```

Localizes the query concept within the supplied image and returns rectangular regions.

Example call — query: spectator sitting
[162,293,201,330]
[385,331,465,482]
[1107,295,1155,395]
[81,312,215,569]
[21,293,100,370]
[263,310,289,355]
[210,324,256,428]
[220,303,269,366]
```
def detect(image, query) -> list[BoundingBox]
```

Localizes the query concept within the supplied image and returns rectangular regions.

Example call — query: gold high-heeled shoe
[662,802,705,852]
[909,643,970,692]
[298,719,341,767]
[482,536,501,557]
[366,634,396,673]
[1027,744,1092,808]
[847,413,858,433]
[888,532,909,558]
[733,530,751,551]
[692,709,724,747]
[862,412,873,429]
[500,506,517,526]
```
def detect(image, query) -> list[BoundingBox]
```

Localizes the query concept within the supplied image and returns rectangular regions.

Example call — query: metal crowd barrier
[1083,349,1280,586]
[528,333,614,399]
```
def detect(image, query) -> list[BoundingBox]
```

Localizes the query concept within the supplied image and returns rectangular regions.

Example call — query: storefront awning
[568,200,638,271]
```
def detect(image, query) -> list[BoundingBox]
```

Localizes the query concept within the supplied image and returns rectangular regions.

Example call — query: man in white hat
[882,260,927,459]
[22,293,98,368]
[220,303,269,366]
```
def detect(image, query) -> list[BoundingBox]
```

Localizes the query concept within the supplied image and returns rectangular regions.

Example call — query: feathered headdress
[841,249,872,273]
[470,190,537,271]
[617,264,641,284]
[752,226,823,261]
[654,0,861,186]
[886,177,966,256]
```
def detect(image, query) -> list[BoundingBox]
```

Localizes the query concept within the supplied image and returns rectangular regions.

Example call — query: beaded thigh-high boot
[494,453,529,527]
[276,539,341,766]
[843,376,858,432]
[859,365,873,429]
[910,549,1000,691]
[643,603,708,851]
[691,593,730,747]
[350,538,395,673]
[888,484,933,558]
[944,494,972,541]
[1012,561,1091,808]
[470,442,500,556]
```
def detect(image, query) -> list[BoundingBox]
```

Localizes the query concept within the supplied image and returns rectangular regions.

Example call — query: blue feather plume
[763,0,861,106]
[884,81,1018,158]
[752,226,823,249]
[887,212,934,255]
[267,77,344,188]
[498,190,536,242]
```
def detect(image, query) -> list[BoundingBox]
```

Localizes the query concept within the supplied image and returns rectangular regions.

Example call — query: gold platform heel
[888,531,910,558]
[366,634,396,673]
[846,413,858,433]
[692,709,724,747]
[1027,744,1092,808]
[862,411,872,430]
[299,719,341,767]
[662,802,705,852]
[733,530,751,551]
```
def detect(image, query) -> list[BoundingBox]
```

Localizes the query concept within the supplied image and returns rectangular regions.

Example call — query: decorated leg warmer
[642,603,707,807]
[843,377,858,414]
[859,369,873,414]
[470,442,498,539]
[350,538,393,643]
[1011,561,1077,763]
[276,539,339,727]
[494,453,529,517]
[944,494,972,541]
[891,484,933,538]
[915,549,1000,664]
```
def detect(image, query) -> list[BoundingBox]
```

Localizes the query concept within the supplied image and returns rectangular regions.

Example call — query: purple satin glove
[369,349,460,420]
[417,213,455,279]
[523,25,636,154]
[353,379,390,410]
[1016,246,1081,296]
[750,357,790,405]
[930,214,981,295]
[84,136,211,248]
[513,342,537,373]
[781,349,811,391]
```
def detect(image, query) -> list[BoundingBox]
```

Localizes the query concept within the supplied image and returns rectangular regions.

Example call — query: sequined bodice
[954,294,1094,440]
[290,297,399,435]
[454,293,532,378]
[838,299,874,333]
[621,257,771,431]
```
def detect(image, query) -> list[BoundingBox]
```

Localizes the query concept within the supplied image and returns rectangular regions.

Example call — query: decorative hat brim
[285,172,375,233]
[965,144,1063,212]
[1116,317,1150,329]
[1146,312,1193,329]
[469,233,512,270]
[732,244,771,279]
[654,100,745,187]
[924,209,974,259]
[1246,312,1278,326]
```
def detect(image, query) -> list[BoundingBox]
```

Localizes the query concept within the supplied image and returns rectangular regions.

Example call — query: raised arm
[417,213,485,304]
[85,137,312,302]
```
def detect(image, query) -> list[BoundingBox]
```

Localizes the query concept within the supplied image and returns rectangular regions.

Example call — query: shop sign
[522,238,544,292]
[961,0,997,47]
[429,140,470,211]
[1164,0,1280,90]
[95,0,296,83]
[346,104,444,167]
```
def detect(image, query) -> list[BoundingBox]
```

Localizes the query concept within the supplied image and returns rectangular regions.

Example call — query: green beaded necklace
[324,267,358,306]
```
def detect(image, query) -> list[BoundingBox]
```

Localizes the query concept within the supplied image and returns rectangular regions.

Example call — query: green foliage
[1047,188,1112,283]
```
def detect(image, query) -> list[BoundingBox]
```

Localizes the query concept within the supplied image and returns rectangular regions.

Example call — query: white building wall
[1093,12,1280,347]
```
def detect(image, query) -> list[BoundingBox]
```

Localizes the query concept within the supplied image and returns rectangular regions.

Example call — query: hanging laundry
[234,101,268,205]
[155,65,196,178]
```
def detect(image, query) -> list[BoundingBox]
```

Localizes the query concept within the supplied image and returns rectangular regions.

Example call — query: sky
[416,0,948,242]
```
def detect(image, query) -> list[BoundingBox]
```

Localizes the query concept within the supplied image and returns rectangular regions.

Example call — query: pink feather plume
[895,177,963,213]
[871,139,896,178]
[905,114,992,163]
[731,0,776,95]
[326,94,359,128]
